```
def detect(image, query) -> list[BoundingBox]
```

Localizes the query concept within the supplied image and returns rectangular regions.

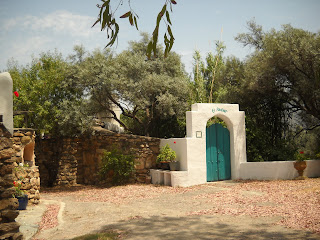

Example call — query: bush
[157,144,176,163]
[99,149,135,185]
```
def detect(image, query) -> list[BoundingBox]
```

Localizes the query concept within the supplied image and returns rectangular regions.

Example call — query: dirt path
[17,179,320,240]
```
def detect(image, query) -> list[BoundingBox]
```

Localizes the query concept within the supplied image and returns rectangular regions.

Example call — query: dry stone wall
[0,124,23,240]
[36,127,160,186]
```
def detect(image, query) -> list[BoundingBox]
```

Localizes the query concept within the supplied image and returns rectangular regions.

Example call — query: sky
[1,0,320,74]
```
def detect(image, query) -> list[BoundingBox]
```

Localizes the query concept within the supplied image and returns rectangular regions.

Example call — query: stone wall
[0,124,23,240]
[12,129,40,204]
[36,127,160,187]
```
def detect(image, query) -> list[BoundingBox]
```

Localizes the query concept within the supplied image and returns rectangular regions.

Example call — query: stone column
[0,125,23,240]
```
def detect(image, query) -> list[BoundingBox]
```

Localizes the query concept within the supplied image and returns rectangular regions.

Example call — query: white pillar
[0,72,13,135]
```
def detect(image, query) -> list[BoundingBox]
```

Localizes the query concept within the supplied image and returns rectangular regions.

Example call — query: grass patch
[72,230,121,240]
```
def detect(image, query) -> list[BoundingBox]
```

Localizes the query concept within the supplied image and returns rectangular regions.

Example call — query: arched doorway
[206,117,231,181]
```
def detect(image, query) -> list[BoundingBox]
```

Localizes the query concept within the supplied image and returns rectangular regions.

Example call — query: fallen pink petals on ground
[42,184,202,204]
[189,179,320,234]
[41,179,320,234]
[38,204,60,231]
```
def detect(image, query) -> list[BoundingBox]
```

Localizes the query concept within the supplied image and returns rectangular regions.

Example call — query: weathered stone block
[1,209,19,221]
[0,164,13,175]
[12,144,21,151]
[0,148,15,159]
[14,170,27,179]
[21,136,32,145]
[34,190,40,200]
[13,132,24,137]
[134,159,145,170]
[0,187,15,198]
[12,231,24,240]
[0,137,13,150]
[30,177,38,186]
[21,182,31,190]
[25,131,33,136]
[0,198,18,211]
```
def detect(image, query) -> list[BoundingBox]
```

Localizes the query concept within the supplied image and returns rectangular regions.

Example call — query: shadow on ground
[91,215,320,240]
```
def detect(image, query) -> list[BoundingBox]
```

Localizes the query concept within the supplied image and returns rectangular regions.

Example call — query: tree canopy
[69,34,189,137]
[236,21,320,124]
[190,21,320,161]
[7,20,320,161]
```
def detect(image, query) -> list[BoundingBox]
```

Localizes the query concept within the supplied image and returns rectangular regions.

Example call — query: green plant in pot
[157,144,178,170]
[13,180,28,210]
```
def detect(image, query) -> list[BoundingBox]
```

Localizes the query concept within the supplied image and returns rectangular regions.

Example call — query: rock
[34,190,40,200]
[21,136,31,145]
[12,144,21,151]
[13,132,24,137]
[1,232,22,240]
[25,131,33,136]
[0,148,15,159]
[1,209,19,221]
[0,164,13,175]
[135,159,145,170]
[0,198,18,211]
[0,137,13,150]
[0,187,15,198]
[30,177,38,186]
[14,170,28,179]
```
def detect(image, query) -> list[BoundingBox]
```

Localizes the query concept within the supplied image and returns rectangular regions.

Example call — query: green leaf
[105,23,119,48]
[156,4,166,23]
[134,16,138,30]
[153,26,159,49]
[146,41,153,59]
[160,4,167,17]
[129,14,134,26]
[120,11,131,18]
[101,9,108,30]
[165,11,172,25]
[152,41,157,57]
[92,18,100,28]
[169,37,174,52]
[168,25,174,39]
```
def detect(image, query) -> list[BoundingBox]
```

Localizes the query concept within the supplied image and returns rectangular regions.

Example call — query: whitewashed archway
[152,103,247,187]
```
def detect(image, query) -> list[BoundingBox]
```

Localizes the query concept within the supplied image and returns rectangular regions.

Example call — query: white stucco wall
[153,103,319,187]
[0,72,13,135]
[239,160,320,180]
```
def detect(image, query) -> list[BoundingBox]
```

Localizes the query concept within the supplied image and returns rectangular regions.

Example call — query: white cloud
[0,10,105,69]
[2,10,98,37]
[0,36,52,69]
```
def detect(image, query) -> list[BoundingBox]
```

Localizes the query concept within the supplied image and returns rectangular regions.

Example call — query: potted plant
[157,144,178,170]
[13,180,28,210]
[293,151,308,180]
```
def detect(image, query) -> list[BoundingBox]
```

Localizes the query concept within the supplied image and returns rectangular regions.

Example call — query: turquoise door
[206,123,231,181]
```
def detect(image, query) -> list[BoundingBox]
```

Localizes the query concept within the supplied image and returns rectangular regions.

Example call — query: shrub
[157,144,176,163]
[99,149,135,185]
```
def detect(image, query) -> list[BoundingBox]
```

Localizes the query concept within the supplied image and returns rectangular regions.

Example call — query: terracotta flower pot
[294,161,307,178]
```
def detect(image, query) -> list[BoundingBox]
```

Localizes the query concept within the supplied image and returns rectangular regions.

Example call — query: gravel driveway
[17,179,320,240]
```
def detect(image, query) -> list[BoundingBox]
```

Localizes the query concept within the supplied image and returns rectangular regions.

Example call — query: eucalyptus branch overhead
[93,0,177,59]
